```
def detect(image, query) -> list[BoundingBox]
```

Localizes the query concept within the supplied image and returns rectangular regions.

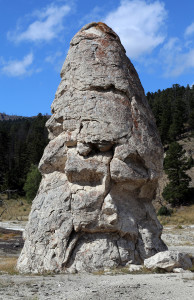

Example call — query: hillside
[156,135,194,208]
[147,84,194,144]
[0,113,24,121]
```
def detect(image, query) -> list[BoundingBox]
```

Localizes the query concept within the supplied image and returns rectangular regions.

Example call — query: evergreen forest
[147,84,194,144]
[0,113,48,196]
[0,84,194,205]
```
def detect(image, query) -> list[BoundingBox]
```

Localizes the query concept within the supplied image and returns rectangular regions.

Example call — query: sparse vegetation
[0,256,18,275]
[0,194,31,221]
[0,232,20,240]
[93,266,170,276]
[158,204,194,225]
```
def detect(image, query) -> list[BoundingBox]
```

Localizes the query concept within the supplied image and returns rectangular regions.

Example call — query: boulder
[144,250,192,272]
[17,22,167,274]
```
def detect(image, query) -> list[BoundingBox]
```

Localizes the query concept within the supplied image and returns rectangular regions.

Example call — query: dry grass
[93,266,164,276]
[0,232,20,240]
[158,204,194,225]
[0,256,18,275]
[0,196,31,221]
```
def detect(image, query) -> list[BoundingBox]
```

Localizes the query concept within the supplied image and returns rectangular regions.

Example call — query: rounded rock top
[70,22,122,46]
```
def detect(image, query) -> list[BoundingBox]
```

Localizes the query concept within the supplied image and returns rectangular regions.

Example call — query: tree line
[0,84,194,206]
[147,84,194,144]
[147,84,194,208]
[0,113,48,197]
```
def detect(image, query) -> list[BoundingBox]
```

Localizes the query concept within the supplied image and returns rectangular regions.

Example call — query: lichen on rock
[17,22,167,274]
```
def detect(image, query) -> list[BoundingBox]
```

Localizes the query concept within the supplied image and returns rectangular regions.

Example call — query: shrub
[23,164,41,202]
[157,206,172,216]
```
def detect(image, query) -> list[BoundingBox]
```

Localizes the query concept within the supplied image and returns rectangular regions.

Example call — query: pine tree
[189,109,194,131]
[162,142,192,206]
[159,97,172,144]
[168,97,186,141]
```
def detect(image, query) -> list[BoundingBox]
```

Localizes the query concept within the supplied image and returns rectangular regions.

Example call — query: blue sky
[0,0,194,116]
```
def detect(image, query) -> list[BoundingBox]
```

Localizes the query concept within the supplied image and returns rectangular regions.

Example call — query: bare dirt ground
[162,225,194,256]
[0,227,23,257]
[0,271,194,300]
[0,223,193,300]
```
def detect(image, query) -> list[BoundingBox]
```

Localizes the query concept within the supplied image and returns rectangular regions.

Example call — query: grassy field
[0,195,31,221]
[0,257,18,275]
[158,204,194,226]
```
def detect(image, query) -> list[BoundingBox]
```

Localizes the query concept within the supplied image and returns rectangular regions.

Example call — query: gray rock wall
[17,22,167,273]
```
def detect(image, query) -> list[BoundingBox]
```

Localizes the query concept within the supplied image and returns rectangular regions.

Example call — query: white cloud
[1,53,34,77]
[185,22,194,37]
[104,0,167,59]
[160,37,181,65]
[8,3,71,43]
[160,38,194,77]
[45,51,65,72]
[45,51,63,64]
[170,50,194,77]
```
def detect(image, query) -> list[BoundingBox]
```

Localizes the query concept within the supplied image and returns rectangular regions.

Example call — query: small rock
[144,250,192,271]
[173,268,191,273]
[128,264,143,272]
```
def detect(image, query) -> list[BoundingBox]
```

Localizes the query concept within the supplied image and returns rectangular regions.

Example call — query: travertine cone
[17,22,167,274]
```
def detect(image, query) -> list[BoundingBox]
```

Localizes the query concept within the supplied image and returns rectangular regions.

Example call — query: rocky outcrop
[17,22,167,274]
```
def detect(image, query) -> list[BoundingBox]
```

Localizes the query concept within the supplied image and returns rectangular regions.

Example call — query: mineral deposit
[17,22,167,273]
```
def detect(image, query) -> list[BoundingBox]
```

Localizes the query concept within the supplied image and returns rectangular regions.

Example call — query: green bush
[23,164,41,202]
[157,206,172,216]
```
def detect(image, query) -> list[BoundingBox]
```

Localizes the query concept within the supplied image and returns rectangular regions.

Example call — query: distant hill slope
[0,113,24,121]
[148,84,194,207]
[156,136,194,204]
[147,84,194,144]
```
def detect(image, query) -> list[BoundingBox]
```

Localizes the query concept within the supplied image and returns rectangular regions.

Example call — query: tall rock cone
[17,22,167,273]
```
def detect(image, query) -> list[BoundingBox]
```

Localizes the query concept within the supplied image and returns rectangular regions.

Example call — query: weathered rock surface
[144,250,192,271]
[17,22,167,274]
